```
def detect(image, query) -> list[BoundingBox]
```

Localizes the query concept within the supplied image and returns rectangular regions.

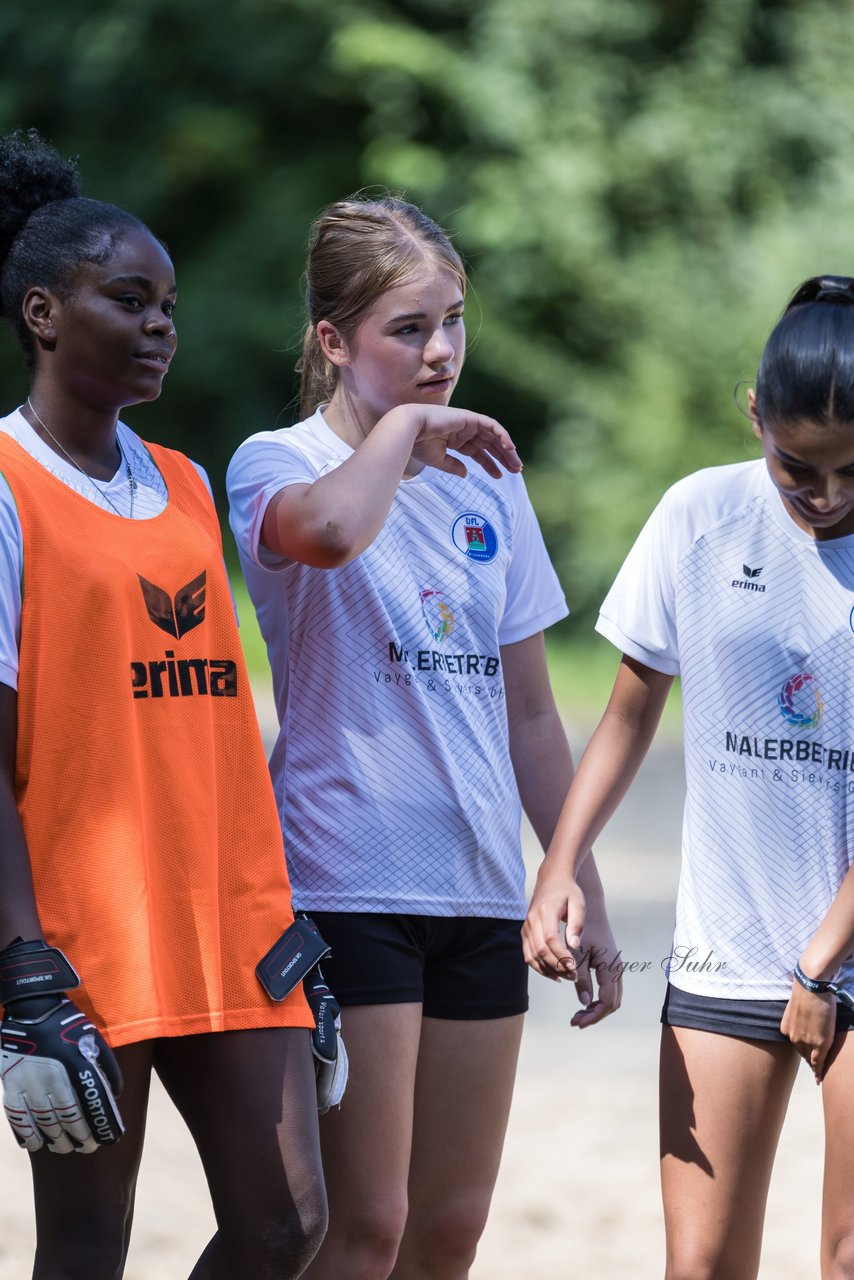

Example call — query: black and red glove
[0,939,124,1154]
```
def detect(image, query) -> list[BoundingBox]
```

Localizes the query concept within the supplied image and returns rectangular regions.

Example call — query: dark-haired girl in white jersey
[525,275,854,1279]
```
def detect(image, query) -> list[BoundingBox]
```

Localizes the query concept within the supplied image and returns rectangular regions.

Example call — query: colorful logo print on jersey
[778,672,824,730]
[450,512,498,563]
[420,588,455,643]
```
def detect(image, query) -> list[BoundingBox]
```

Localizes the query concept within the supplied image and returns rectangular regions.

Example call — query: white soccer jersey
[227,410,568,917]
[598,459,854,999]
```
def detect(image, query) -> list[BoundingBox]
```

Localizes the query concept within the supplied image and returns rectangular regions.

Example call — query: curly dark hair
[0,129,149,371]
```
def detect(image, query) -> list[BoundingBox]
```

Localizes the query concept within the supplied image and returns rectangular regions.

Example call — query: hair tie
[785,276,854,313]
[814,286,854,305]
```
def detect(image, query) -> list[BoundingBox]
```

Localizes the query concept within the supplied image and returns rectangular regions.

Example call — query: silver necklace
[26,397,137,517]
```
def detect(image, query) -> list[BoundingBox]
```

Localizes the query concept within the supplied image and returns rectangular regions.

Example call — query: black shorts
[661,982,854,1043]
[308,912,529,1021]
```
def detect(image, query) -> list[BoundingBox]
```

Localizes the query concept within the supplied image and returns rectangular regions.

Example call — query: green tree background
[3,0,853,624]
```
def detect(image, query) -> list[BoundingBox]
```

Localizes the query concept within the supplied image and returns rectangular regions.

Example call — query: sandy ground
[0,717,833,1277]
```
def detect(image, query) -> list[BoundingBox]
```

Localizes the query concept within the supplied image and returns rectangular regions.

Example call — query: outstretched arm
[261,403,521,568]
[522,655,674,981]
[501,634,622,1026]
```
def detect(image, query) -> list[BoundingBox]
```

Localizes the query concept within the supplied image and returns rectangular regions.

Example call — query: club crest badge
[450,512,498,563]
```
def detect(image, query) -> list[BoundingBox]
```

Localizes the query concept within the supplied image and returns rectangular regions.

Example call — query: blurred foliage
[2,0,854,622]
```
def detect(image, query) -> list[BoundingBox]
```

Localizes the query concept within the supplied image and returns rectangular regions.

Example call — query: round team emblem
[450,512,498,564]
[420,588,455,643]
[778,672,824,730]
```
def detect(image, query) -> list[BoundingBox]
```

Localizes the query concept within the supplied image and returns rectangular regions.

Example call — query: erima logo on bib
[138,571,206,638]
[450,513,498,563]
[131,571,237,700]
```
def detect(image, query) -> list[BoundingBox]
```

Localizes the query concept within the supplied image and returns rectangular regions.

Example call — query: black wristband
[793,961,833,994]
[0,938,80,1008]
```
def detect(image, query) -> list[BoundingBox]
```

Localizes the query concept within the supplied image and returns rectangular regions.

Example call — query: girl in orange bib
[0,129,326,1278]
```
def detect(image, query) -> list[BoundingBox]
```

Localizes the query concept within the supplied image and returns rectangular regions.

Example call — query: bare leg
[29,1041,154,1280]
[154,1027,326,1280]
[391,1014,524,1280]
[303,1004,423,1280]
[660,1026,799,1280]
[820,1033,854,1278]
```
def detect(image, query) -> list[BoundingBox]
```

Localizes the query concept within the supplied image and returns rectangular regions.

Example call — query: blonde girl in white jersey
[227,195,621,1280]
[525,275,854,1280]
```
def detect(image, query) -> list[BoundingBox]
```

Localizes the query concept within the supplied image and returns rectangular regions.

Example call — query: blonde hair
[297,195,466,418]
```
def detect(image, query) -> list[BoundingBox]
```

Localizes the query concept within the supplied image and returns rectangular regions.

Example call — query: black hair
[754,275,854,430]
[0,129,149,371]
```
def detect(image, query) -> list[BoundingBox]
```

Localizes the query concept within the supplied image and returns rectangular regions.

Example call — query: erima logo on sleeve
[131,570,237,700]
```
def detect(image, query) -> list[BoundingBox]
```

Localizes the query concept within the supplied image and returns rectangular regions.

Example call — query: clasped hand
[523,874,623,1028]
